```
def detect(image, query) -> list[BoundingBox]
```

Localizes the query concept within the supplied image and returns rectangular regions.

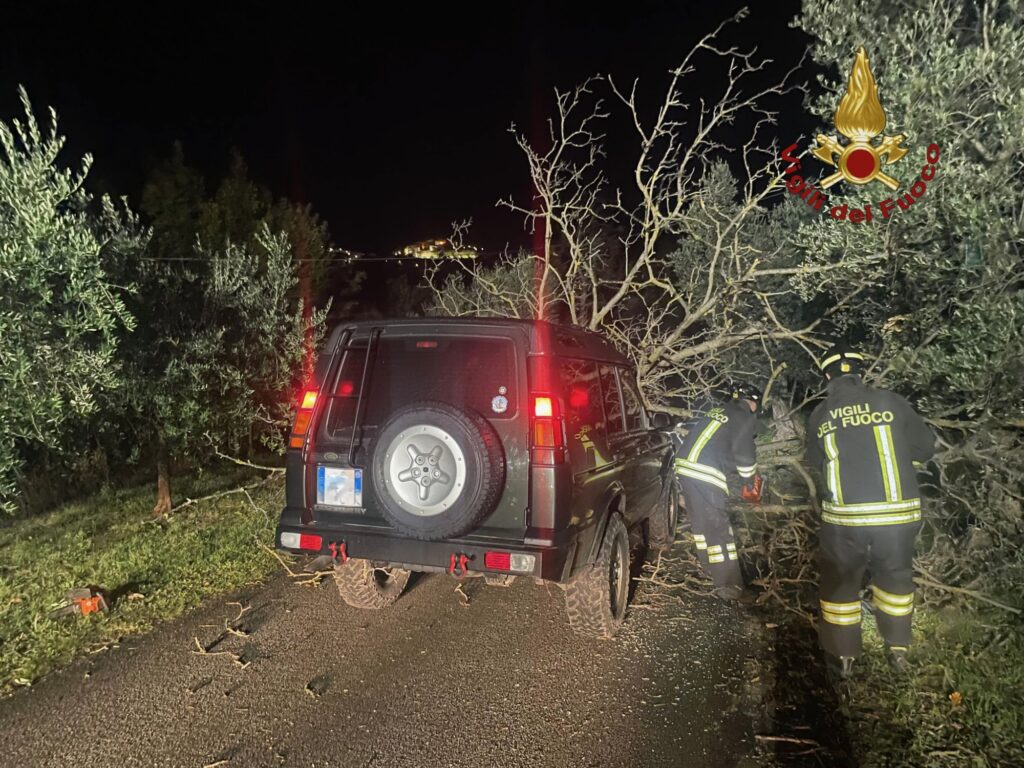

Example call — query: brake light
[530,394,564,465]
[290,387,319,449]
[416,340,438,348]
[484,551,511,570]
[337,380,355,397]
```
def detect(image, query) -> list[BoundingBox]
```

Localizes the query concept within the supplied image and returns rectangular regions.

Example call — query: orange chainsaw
[740,474,767,505]
[50,587,108,619]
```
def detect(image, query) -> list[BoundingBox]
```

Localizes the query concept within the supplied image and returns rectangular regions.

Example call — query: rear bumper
[275,508,577,582]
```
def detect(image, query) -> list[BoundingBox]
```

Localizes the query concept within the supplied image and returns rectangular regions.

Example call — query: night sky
[2,1,809,255]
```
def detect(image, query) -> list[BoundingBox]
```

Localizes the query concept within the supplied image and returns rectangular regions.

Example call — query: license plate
[316,466,363,508]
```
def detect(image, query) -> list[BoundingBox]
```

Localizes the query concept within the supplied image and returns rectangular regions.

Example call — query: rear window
[325,336,517,438]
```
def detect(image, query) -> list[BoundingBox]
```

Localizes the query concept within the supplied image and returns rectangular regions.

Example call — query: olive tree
[0,89,143,513]
[753,3,1024,762]
[794,0,1024,601]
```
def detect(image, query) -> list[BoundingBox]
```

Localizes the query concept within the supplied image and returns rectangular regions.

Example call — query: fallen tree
[430,4,1024,763]
[427,12,870,412]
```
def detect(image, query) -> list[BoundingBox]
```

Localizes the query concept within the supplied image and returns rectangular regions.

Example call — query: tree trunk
[152,450,172,517]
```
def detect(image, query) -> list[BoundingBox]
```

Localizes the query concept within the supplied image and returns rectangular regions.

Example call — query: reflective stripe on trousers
[818,520,919,658]
[677,477,743,589]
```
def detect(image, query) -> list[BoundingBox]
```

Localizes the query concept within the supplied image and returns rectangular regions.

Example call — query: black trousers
[818,521,921,658]
[677,477,743,588]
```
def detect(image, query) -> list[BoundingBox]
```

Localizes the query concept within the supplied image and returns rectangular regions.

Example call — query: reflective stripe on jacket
[806,376,934,526]
[674,399,758,495]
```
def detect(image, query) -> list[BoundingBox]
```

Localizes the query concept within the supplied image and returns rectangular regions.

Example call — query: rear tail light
[484,551,511,570]
[289,387,319,449]
[280,532,323,551]
[484,551,536,574]
[530,394,564,465]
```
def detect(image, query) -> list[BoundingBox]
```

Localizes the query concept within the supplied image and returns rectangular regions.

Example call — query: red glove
[740,474,766,504]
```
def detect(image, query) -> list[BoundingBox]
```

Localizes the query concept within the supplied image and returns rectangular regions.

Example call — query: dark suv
[275,318,676,637]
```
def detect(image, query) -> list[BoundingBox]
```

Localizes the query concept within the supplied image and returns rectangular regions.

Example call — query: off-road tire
[371,401,505,540]
[564,514,630,639]
[647,481,679,551]
[332,558,410,609]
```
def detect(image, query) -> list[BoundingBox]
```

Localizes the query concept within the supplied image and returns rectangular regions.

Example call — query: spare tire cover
[371,401,505,540]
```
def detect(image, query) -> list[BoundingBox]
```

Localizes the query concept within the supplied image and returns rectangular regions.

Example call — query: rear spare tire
[371,401,505,540]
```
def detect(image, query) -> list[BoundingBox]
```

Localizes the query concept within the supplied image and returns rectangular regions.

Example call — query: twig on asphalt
[755,734,820,746]
[649,551,663,583]
[637,573,713,597]
[295,568,334,588]
[191,637,251,669]
[258,540,335,586]
[223,602,251,637]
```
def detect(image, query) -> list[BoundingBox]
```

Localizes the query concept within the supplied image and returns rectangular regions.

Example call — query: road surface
[0,547,842,767]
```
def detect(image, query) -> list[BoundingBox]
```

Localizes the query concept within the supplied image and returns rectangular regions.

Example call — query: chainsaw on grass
[49,587,108,619]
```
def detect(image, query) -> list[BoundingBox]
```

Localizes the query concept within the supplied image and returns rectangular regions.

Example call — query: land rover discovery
[275,318,676,637]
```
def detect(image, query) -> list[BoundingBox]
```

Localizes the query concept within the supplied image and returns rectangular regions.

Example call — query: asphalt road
[0,549,786,768]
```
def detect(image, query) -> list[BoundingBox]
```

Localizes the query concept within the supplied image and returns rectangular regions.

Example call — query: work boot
[825,653,856,685]
[886,645,912,676]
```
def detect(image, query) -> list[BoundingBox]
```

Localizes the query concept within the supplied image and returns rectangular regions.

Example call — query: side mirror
[650,411,672,429]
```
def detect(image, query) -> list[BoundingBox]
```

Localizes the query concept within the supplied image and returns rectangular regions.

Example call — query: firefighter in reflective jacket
[674,383,764,599]
[806,344,935,677]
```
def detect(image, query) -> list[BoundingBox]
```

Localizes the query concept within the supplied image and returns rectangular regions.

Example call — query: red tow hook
[329,541,349,564]
[448,553,470,578]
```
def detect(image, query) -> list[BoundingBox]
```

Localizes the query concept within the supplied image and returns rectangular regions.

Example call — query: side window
[560,359,602,425]
[598,365,625,435]
[559,358,606,467]
[619,369,646,432]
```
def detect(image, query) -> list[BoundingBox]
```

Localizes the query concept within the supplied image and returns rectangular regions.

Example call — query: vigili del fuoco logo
[780,47,940,223]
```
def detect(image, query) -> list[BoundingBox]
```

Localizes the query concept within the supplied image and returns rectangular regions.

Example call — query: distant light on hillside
[393,238,479,260]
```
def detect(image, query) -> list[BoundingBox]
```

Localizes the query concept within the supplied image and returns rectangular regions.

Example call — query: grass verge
[0,468,283,695]
[845,607,1024,767]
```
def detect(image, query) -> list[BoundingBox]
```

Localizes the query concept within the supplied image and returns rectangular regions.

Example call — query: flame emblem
[813,47,907,190]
